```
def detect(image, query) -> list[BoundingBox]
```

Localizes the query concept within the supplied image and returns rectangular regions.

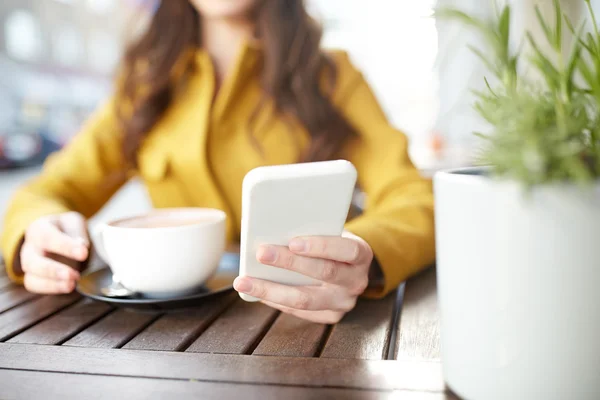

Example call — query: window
[87,31,120,74]
[308,0,439,145]
[87,0,117,15]
[53,25,85,67]
[5,10,44,62]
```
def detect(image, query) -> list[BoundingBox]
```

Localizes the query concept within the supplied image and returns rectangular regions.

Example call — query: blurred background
[0,0,139,170]
[0,0,463,223]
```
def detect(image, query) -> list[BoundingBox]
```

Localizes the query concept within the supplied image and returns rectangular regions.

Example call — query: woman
[0,0,435,324]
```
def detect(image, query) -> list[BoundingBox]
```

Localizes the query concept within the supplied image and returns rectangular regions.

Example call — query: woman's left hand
[233,232,373,324]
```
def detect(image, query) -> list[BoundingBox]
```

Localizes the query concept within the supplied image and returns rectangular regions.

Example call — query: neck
[201,17,254,80]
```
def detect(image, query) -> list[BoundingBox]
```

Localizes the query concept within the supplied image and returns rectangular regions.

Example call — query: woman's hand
[20,212,90,294]
[233,232,373,324]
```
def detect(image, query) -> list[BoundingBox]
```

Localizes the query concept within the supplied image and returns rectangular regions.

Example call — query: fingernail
[76,237,90,247]
[235,278,253,293]
[258,246,276,263]
[62,280,74,293]
[289,239,307,253]
[72,246,87,260]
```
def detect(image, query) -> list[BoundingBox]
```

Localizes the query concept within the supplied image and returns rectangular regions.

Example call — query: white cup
[93,208,227,297]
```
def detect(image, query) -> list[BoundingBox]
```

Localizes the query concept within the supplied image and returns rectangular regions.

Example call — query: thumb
[57,212,89,247]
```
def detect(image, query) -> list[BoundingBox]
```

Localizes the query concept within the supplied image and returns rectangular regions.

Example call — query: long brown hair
[117,0,357,166]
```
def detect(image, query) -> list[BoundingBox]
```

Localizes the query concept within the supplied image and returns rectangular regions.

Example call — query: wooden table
[0,265,457,399]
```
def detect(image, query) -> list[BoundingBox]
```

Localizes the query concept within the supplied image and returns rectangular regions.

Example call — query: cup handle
[91,223,110,264]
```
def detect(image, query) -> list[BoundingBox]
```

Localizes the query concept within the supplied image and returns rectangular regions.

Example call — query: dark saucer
[76,252,240,311]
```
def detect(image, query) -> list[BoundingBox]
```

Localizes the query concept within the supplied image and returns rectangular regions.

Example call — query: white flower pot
[434,168,600,400]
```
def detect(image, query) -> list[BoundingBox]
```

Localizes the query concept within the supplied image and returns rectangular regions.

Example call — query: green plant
[437,0,600,185]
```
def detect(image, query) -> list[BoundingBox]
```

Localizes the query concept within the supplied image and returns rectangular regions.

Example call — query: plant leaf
[435,7,500,49]
[467,44,498,76]
[579,57,595,84]
[585,0,600,38]
[439,2,600,186]
[498,6,511,51]
[564,156,592,182]
[534,5,554,47]
[484,77,498,96]
[527,32,561,89]
[586,32,598,56]
[553,0,562,50]
[565,23,586,96]
[435,8,491,35]
[563,13,576,35]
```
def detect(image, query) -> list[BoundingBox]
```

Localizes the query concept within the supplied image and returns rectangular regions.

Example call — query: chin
[189,0,258,19]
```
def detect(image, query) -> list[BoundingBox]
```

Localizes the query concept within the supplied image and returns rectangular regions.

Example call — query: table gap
[122,293,238,352]
[243,310,280,355]
[8,299,115,345]
[55,306,118,346]
[174,298,239,352]
[0,288,39,315]
[314,324,334,358]
[0,368,403,399]
[394,267,440,361]
[0,366,402,394]
[385,284,405,360]
[252,313,330,358]
[0,344,447,392]
[185,300,279,354]
[319,293,397,360]
[115,312,165,349]
[63,308,164,349]
[0,294,81,342]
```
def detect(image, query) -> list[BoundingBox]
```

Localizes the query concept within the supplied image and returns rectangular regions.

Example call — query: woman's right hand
[20,212,90,294]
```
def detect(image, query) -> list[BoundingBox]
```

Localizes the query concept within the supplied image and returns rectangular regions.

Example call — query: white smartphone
[238,160,358,302]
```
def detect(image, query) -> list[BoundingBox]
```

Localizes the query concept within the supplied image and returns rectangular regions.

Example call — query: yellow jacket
[1,44,435,298]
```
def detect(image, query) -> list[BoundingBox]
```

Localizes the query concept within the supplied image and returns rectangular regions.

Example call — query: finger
[58,212,90,247]
[288,236,370,264]
[57,213,90,272]
[257,245,360,288]
[234,276,355,312]
[46,252,85,273]
[21,248,80,281]
[27,220,88,261]
[24,273,76,294]
[261,300,346,325]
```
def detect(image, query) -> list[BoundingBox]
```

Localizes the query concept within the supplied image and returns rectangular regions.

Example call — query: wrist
[13,237,25,277]
[368,256,385,290]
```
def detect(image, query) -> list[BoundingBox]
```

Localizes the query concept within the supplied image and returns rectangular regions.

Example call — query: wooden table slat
[0,293,80,341]
[0,275,14,292]
[395,267,440,361]
[252,313,328,357]
[320,292,397,360]
[123,293,237,351]
[8,299,114,345]
[0,287,38,314]
[0,262,13,290]
[186,298,278,354]
[63,308,160,349]
[391,393,460,400]
[0,369,400,400]
[0,343,446,392]
[0,256,445,397]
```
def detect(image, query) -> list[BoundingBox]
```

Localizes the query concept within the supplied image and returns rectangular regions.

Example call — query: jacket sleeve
[334,53,436,298]
[0,99,129,283]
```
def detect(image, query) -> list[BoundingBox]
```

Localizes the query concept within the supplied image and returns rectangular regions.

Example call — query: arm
[0,99,129,283]
[335,53,436,299]
[232,53,435,322]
